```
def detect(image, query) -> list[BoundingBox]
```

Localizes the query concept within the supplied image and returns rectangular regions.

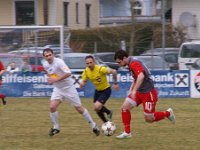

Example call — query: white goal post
[0,25,71,58]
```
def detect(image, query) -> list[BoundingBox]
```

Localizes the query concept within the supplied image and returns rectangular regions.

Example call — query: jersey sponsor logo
[96,77,101,82]
[49,73,59,78]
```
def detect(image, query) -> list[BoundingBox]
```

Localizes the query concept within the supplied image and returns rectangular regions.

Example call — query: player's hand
[112,83,119,91]
[79,82,84,89]
[129,91,136,99]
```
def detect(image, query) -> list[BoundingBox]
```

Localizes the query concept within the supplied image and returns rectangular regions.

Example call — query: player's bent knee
[75,106,84,114]
[93,104,102,112]
[144,115,154,123]
[49,106,57,112]
[94,106,101,112]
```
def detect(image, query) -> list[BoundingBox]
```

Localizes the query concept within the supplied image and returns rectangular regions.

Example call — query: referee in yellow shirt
[80,55,119,123]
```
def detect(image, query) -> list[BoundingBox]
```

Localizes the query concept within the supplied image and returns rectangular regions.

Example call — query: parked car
[9,47,44,55]
[56,53,107,74]
[178,41,200,70]
[141,48,179,70]
[133,55,170,70]
[142,47,179,54]
[9,45,72,56]
[44,44,72,54]
[94,52,128,70]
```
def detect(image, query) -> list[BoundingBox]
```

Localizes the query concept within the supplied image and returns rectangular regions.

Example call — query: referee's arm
[109,68,119,90]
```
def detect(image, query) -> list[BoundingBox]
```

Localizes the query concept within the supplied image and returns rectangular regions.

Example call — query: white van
[178,41,200,70]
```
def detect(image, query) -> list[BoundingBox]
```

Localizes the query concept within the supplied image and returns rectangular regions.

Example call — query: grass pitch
[0,98,200,150]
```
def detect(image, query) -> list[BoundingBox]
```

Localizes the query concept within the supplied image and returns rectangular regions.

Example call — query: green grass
[0,98,200,150]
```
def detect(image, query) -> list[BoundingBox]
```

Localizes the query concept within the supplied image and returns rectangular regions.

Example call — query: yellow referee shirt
[82,65,110,91]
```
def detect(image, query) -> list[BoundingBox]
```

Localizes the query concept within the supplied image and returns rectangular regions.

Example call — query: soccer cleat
[108,111,113,121]
[116,132,132,139]
[2,99,6,105]
[49,128,60,136]
[93,125,100,136]
[167,108,175,124]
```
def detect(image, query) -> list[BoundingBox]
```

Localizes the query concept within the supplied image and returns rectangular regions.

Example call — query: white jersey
[42,57,74,88]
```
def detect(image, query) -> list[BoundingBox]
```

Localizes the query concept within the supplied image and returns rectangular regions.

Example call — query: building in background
[99,0,172,26]
[0,0,173,29]
[172,0,200,40]
[0,0,99,29]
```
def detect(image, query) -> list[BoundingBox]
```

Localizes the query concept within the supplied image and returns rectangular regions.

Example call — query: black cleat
[93,125,100,136]
[108,111,113,121]
[2,99,6,105]
[49,128,60,136]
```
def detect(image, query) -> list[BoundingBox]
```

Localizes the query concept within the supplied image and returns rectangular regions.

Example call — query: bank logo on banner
[71,74,82,88]
[174,73,189,87]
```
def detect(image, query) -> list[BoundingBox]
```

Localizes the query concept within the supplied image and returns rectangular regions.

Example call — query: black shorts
[94,87,111,104]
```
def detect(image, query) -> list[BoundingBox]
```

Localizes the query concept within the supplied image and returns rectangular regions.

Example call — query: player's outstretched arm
[80,80,87,89]
[109,68,119,91]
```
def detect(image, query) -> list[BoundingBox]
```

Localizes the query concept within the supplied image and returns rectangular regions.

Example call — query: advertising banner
[190,70,200,98]
[0,72,52,97]
[0,71,190,98]
[151,70,190,98]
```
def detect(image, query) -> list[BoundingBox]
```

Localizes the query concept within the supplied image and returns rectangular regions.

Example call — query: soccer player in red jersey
[0,61,6,105]
[114,50,175,139]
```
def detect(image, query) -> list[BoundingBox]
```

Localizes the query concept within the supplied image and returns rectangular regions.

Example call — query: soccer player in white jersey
[42,48,100,136]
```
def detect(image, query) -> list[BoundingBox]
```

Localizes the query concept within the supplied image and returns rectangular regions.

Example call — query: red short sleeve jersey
[129,61,144,80]
[0,61,5,71]
[128,57,154,93]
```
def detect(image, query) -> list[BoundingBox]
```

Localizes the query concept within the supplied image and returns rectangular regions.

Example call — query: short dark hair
[43,48,54,56]
[114,50,129,60]
[85,55,95,60]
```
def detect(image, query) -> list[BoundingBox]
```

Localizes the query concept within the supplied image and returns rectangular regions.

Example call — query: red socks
[121,110,170,133]
[154,111,170,121]
[122,109,131,133]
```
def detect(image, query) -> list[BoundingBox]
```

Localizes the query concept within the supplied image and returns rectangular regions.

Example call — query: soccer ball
[101,121,116,136]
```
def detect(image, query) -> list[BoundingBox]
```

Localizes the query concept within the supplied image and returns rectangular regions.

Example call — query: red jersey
[128,57,154,93]
[0,61,5,83]
[0,61,5,71]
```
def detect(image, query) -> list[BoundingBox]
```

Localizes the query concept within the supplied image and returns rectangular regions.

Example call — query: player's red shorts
[127,88,158,114]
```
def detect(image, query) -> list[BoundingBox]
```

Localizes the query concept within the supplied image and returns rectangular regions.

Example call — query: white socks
[50,109,96,130]
[82,109,96,129]
[50,111,60,130]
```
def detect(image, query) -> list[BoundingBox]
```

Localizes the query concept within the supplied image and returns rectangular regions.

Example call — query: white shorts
[51,86,81,107]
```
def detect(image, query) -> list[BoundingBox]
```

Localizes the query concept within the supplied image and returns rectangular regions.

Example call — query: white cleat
[167,108,175,124]
[116,132,132,139]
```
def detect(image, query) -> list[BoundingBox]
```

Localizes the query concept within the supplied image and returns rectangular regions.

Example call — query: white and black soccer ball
[101,121,116,136]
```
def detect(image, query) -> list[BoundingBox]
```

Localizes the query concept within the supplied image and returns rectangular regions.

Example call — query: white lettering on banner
[32,91,46,96]
[158,90,189,96]
[78,91,85,97]
[33,84,53,89]
[23,91,52,97]
[155,83,174,88]
[107,74,133,82]
[2,74,47,83]
[158,91,169,96]
[151,73,173,82]
[23,91,32,96]
[169,90,189,96]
